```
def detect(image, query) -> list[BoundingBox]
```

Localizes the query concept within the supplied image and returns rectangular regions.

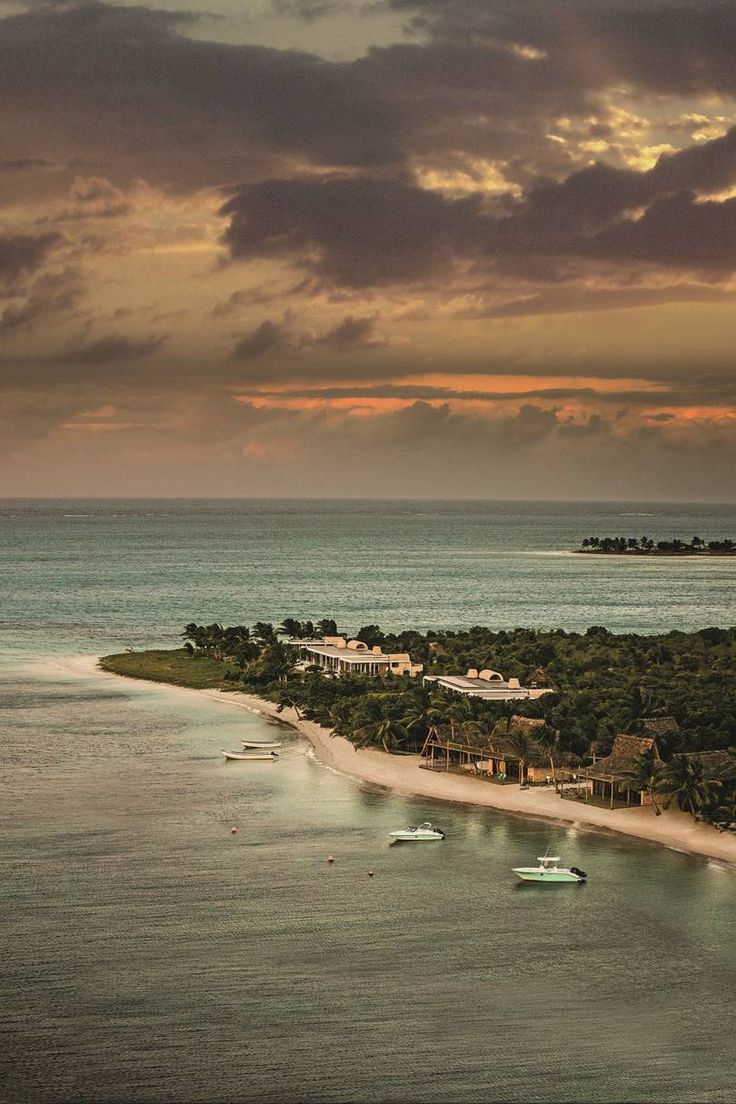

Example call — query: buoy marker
[230,826,238,834]
[327,854,335,863]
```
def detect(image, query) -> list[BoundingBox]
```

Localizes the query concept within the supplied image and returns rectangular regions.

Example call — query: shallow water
[1,500,735,1102]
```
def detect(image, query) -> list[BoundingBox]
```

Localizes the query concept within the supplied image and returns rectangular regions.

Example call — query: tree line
[178,619,736,831]
[579,536,735,554]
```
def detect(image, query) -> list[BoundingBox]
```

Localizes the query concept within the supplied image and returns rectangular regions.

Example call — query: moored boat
[222,750,278,761]
[241,740,282,750]
[512,855,587,883]
[389,822,445,842]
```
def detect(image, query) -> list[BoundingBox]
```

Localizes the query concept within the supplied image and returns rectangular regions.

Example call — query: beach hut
[579,734,662,809]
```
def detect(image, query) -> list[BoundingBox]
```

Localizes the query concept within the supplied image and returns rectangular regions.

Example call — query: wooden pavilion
[420,723,522,782]
[578,734,661,809]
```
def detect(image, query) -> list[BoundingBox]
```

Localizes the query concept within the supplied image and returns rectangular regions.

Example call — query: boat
[389,822,445,842]
[512,854,587,883]
[241,739,282,750]
[221,750,278,761]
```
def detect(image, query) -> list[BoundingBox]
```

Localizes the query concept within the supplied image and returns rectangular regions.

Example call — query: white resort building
[423,668,553,701]
[285,637,423,678]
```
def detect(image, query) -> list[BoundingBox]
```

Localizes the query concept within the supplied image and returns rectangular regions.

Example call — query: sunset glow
[2,0,736,498]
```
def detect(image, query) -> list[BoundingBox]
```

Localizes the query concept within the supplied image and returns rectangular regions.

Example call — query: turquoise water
[1,499,735,654]
[2,500,736,1103]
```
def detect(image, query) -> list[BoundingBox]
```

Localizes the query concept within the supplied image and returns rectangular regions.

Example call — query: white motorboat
[222,750,278,761]
[389,821,445,842]
[512,854,587,883]
[241,740,282,750]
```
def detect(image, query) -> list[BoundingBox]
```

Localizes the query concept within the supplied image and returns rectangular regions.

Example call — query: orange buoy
[327,854,335,863]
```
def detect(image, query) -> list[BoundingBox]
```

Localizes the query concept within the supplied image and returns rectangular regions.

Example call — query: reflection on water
[2,662,735,1103]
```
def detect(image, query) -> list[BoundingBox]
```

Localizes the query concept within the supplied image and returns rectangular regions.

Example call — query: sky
[2,0,736,499]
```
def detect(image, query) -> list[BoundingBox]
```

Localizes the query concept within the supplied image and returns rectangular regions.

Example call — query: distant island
[576,536,736,555]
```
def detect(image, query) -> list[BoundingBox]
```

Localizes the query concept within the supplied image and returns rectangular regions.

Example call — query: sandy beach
[55,654,736,866]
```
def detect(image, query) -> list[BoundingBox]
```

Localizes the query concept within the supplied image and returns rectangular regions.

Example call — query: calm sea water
[2,500,735,1103]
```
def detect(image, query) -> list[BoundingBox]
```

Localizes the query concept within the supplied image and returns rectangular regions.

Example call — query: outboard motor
[437,827,446,837]
[569,866,587,879]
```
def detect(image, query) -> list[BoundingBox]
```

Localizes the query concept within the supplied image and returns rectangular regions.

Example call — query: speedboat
[222,750,278,761]
[241,740,282,750]
[389,822,445,842]
[512,854,587,883]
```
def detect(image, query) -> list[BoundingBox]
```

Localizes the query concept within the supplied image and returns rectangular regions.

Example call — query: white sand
[48,655,736,866]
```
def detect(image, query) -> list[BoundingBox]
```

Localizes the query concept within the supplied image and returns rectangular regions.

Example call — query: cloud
[218,120,736,288]
[307,314,385,349]
[582,191,736,268]
[0,1,403,192]
[271,0,344,20]
[60,333,168,366]
[230,320,291,361]
[0,232,61,288]
[229,313,385,361]
[0,268,83,333]
[0,158,52,171]
[221,174,481,286]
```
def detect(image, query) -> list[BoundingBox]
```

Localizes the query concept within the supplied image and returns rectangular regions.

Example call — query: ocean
[2,499,735,1103]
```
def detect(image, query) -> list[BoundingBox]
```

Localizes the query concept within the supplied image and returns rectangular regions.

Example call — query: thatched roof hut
[526,667,556,690]
[589,734,661,777]
[579,734,662,809]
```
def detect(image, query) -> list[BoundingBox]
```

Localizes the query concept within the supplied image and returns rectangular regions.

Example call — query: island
[100,619,736,852]
[575,536,736,555]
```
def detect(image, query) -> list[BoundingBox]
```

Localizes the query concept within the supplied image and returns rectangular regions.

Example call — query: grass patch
[99,648,233,690]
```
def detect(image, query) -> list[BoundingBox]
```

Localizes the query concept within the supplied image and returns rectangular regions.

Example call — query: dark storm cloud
[230,320,291,362]
[0,1,403,190]
[0,232,61,287]
[308,314,383,349]
[389,0,736,95]
[0,331,169,383]
[220,175,481,286]
[0,269,83,333]
[582,192,736,269]
[59,333,169,366]
[220,122,736,285]
[229,314,384,361]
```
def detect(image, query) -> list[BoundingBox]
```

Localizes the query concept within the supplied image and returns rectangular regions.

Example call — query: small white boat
[512,854,587,883]
[241,740,282,750]
[389,822,445,842]
[222,750,278,761]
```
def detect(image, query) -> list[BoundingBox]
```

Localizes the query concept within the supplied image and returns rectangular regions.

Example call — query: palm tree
[252,621,277,645]
[444,696,473,739]
[356,716,409,754]
[616,747,662,814]
[276,689,302,720]
[317,619,338,637]
[278,618,303,639]
[536,723,560,787]
[655,754,722,821]
[504,727,542,788]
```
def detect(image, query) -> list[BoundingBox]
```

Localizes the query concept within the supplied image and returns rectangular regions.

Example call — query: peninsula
[99,619,736,862]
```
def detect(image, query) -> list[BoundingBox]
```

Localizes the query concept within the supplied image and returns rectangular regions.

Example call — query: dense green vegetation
[578,536,736,554]
[101,618,736,830]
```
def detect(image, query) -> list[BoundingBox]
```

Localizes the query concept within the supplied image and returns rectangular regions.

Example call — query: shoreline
[61,654,736,867]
